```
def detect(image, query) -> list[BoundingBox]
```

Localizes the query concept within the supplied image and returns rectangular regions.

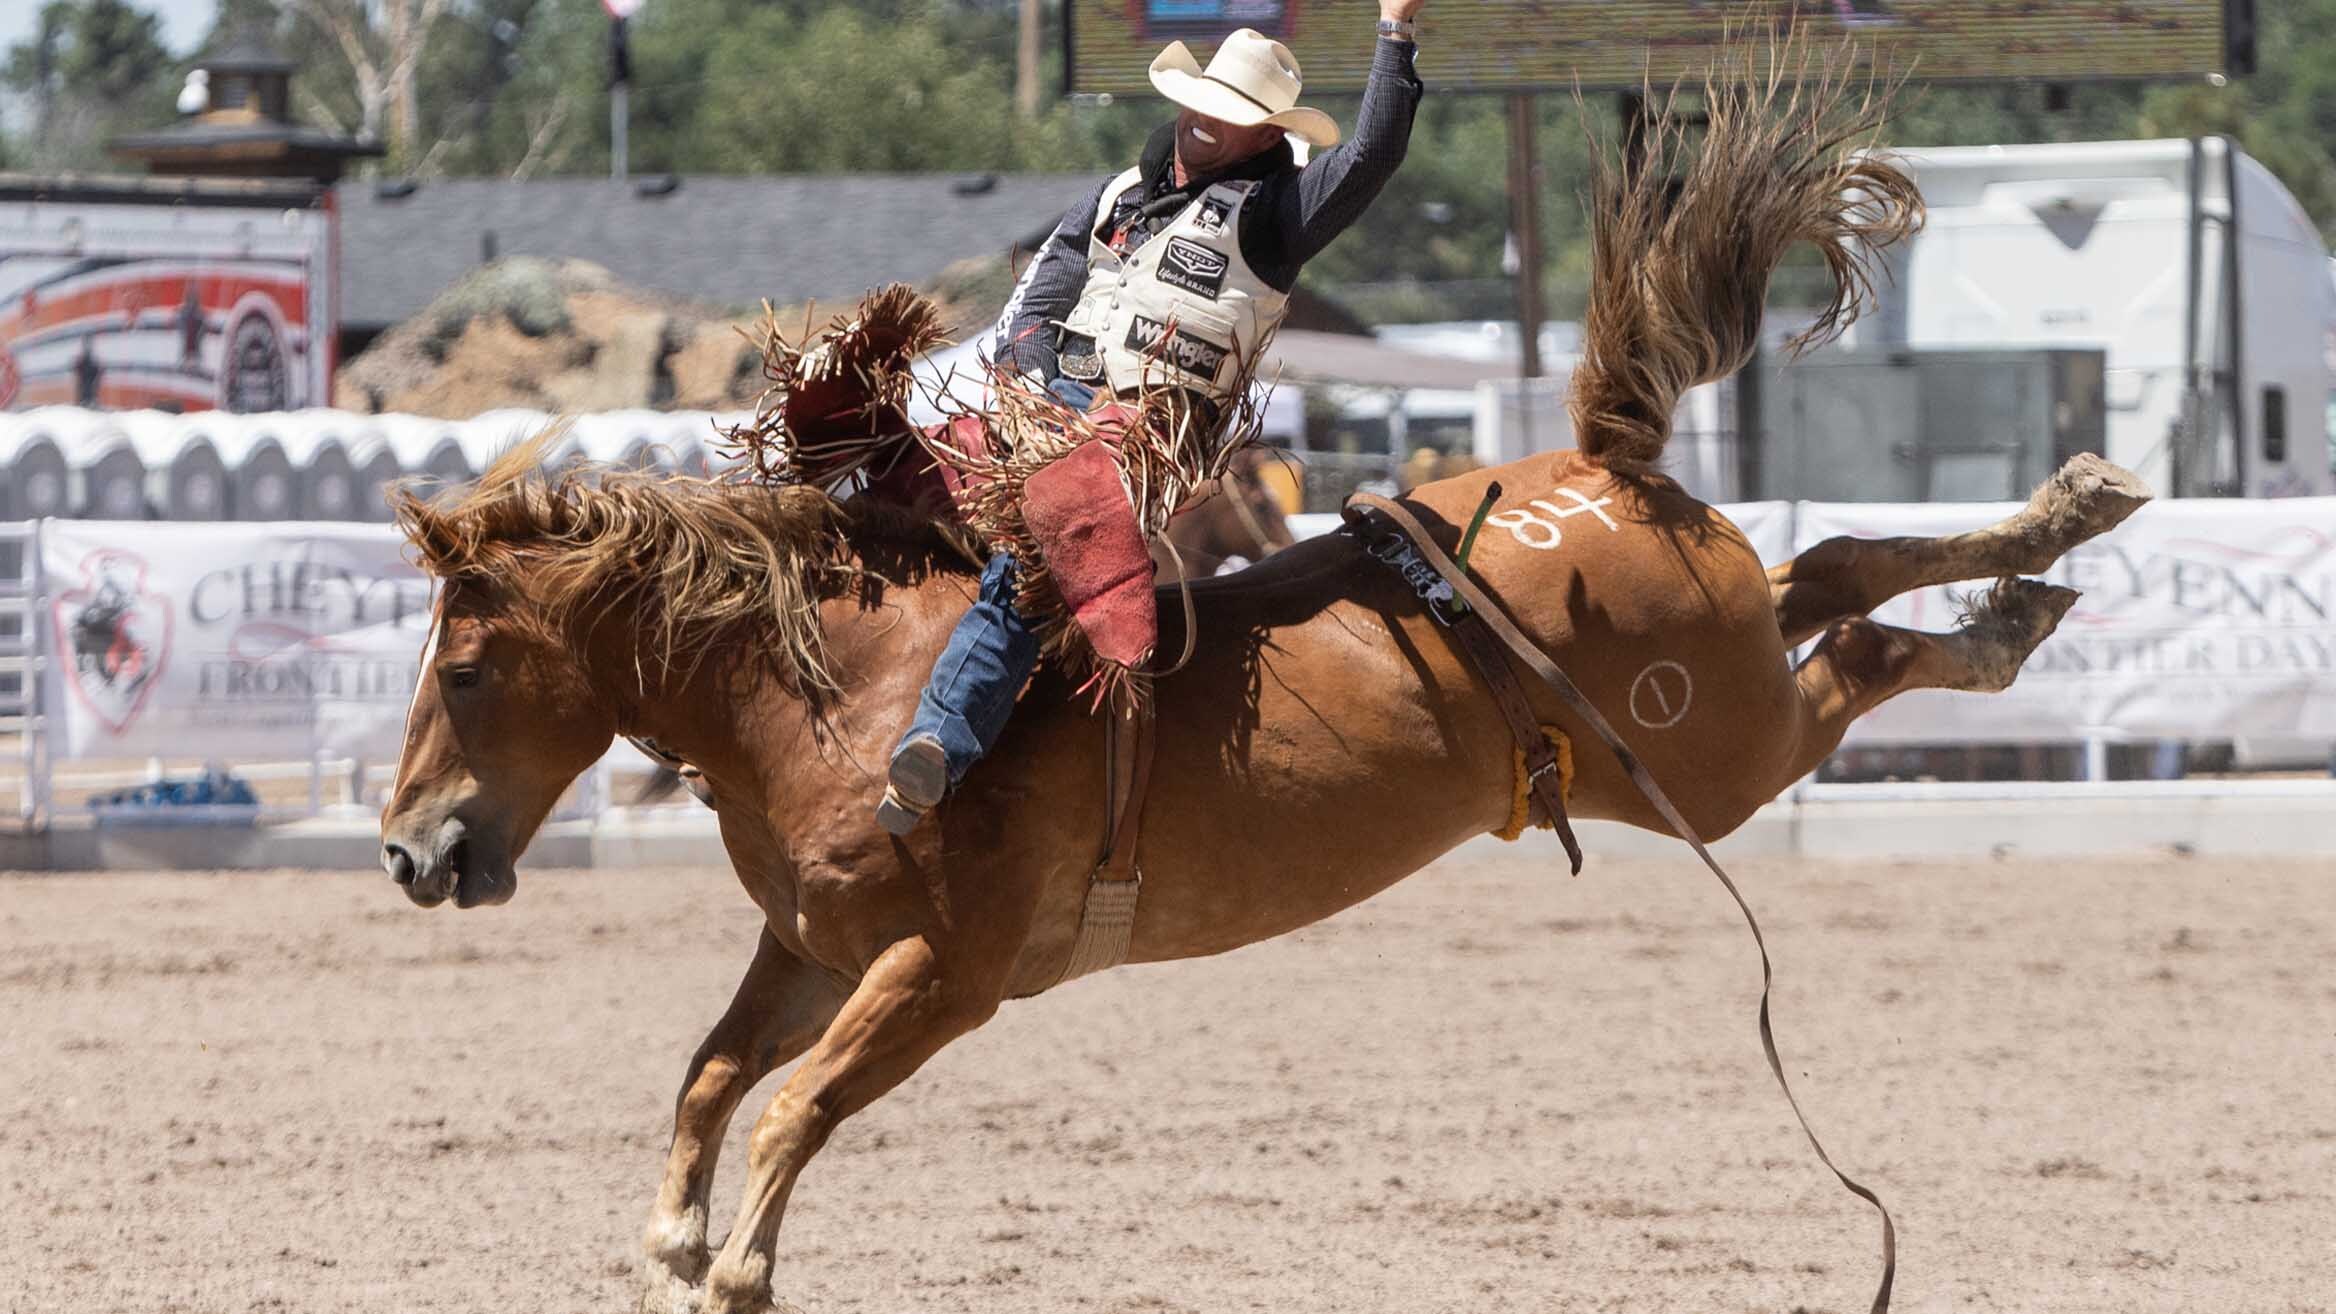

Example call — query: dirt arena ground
[4,846,2330,1314]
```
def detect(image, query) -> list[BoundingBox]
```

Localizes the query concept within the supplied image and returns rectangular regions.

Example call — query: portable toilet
[349,428,404,522]
[124,412,230,521]
[382,415,474,495]
[0,423,73,520]
[157,436,231,520]
[76,421,149,518]
[232,432,299,520]
[308,440,359,518]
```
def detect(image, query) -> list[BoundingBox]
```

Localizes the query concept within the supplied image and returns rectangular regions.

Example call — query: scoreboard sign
[1067,1,2254,95]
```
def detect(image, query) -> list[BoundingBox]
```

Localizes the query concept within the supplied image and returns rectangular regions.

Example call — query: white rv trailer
[1858,137,2335,499]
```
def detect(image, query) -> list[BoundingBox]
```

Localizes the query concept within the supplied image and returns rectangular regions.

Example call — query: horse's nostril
[383,842,417,886]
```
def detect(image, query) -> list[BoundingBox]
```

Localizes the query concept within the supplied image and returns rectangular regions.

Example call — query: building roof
[112,121,384,161]
[1265,329,1522,391]
[333,173,1102,332]
[0,171,324,207]
[200,30,297,76]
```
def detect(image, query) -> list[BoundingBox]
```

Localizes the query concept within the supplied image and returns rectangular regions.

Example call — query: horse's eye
[448,665,482,689]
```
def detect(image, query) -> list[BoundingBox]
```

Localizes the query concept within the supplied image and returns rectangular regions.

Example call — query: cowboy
[878,3,1428,834]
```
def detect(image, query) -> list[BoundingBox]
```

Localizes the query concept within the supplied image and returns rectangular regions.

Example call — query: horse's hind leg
[642,929,843,1314]
[1768,453,2149,646]
[1778,577,2080,780]
[701,934,1005,1314]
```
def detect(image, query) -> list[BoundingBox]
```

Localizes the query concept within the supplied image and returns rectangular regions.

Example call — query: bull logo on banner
[54,550,173,735]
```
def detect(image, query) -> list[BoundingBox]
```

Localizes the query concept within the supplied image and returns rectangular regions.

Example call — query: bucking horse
[379,44,2148,1314]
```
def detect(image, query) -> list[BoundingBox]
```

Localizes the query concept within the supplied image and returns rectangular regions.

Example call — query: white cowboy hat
[1149,28,1340,150]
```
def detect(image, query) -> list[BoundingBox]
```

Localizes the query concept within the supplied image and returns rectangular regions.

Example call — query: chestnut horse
[377,52,2152,1314]
[1153,446,1297,580]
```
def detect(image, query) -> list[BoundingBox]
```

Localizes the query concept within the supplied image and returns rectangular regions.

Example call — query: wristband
[1378,18,1416,41]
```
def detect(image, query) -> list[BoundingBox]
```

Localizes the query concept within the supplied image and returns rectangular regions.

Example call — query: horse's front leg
[701,933,1008,1314]
[642,928,843,1314]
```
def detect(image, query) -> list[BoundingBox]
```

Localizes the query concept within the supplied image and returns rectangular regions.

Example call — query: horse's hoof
[1983,575,2081,633]
[2036,452,2154,539]
[701,1256,801,1314]
[640,1257,705,1314]
[699,1293,804,1314]
[1953,576,2081,692]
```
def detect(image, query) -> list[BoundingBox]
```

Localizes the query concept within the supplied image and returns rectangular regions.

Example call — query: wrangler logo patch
[1158,236,1231,300]
[1192,197,1233,238]
[1125,315,1231,379]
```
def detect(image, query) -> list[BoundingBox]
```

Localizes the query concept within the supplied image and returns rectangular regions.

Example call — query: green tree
[405,0,606,178]
[649,5,1002,171]
[2130,0,2336,244]
[280,0,459,169]
[2,0,176,170]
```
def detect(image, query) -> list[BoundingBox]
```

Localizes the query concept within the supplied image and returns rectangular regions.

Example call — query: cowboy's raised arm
[1251,0,1426,283]
[989,181,1108,380]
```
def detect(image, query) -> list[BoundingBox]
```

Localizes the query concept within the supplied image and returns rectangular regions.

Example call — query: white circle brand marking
[1629,661,1694,729]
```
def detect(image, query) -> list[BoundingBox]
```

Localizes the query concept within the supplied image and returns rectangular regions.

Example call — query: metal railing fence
[1,521,47,828]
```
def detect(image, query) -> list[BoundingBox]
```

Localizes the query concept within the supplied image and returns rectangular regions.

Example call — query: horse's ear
[390,483,460,573]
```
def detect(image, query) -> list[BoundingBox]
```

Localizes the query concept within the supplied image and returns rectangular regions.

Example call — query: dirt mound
[333,258,766,416]
[335,254,1018,419]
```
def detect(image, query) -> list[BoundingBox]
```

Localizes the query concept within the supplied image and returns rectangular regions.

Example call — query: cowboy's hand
[1380,0,1424,21]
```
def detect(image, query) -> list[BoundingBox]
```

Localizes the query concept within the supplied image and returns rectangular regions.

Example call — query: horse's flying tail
[1569,34,1924,469]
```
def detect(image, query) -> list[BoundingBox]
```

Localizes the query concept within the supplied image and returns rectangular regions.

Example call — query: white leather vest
[1056,167,1291,397]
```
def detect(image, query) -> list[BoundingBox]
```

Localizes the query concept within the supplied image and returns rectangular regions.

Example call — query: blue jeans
[902,552,1042,787]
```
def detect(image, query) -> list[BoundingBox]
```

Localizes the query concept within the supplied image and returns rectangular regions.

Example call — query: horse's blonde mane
[391,430,974,710]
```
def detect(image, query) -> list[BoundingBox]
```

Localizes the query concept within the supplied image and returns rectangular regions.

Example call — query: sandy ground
[3,847,2331,1314]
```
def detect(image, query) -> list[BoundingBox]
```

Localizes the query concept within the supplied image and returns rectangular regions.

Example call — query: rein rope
[1223,471,1282,562]
[1150,534,1201,678]
[1344,491,1897,1314]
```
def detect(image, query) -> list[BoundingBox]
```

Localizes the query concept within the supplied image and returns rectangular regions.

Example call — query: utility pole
[605,0,642,179]
[1017,0,1044,118]
[1505,93,1546,451]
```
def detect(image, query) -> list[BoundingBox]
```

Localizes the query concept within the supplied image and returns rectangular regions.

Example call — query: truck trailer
[0,174,336,415]
[1852,136,2335,499]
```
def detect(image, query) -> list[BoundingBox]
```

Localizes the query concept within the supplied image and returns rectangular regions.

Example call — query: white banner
[30,496,2336,760]
[42,521,429,761]
[1719,500,1794,571]
[1797,498,2336,744]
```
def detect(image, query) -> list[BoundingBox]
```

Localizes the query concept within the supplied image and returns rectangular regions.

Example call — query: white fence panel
[1,520,48,825]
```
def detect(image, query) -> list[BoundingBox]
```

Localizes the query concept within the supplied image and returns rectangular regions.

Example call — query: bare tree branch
[293,0,451,158]
[292,0,379,90]
[411,129,455,180]
[296,85,351,135]
[509,95,575,182]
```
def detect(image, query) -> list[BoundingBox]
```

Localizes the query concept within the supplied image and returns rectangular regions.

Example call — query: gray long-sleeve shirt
[991,36,1423,380]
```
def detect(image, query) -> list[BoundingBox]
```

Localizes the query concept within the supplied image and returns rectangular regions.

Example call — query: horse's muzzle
[382,815,514,909]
